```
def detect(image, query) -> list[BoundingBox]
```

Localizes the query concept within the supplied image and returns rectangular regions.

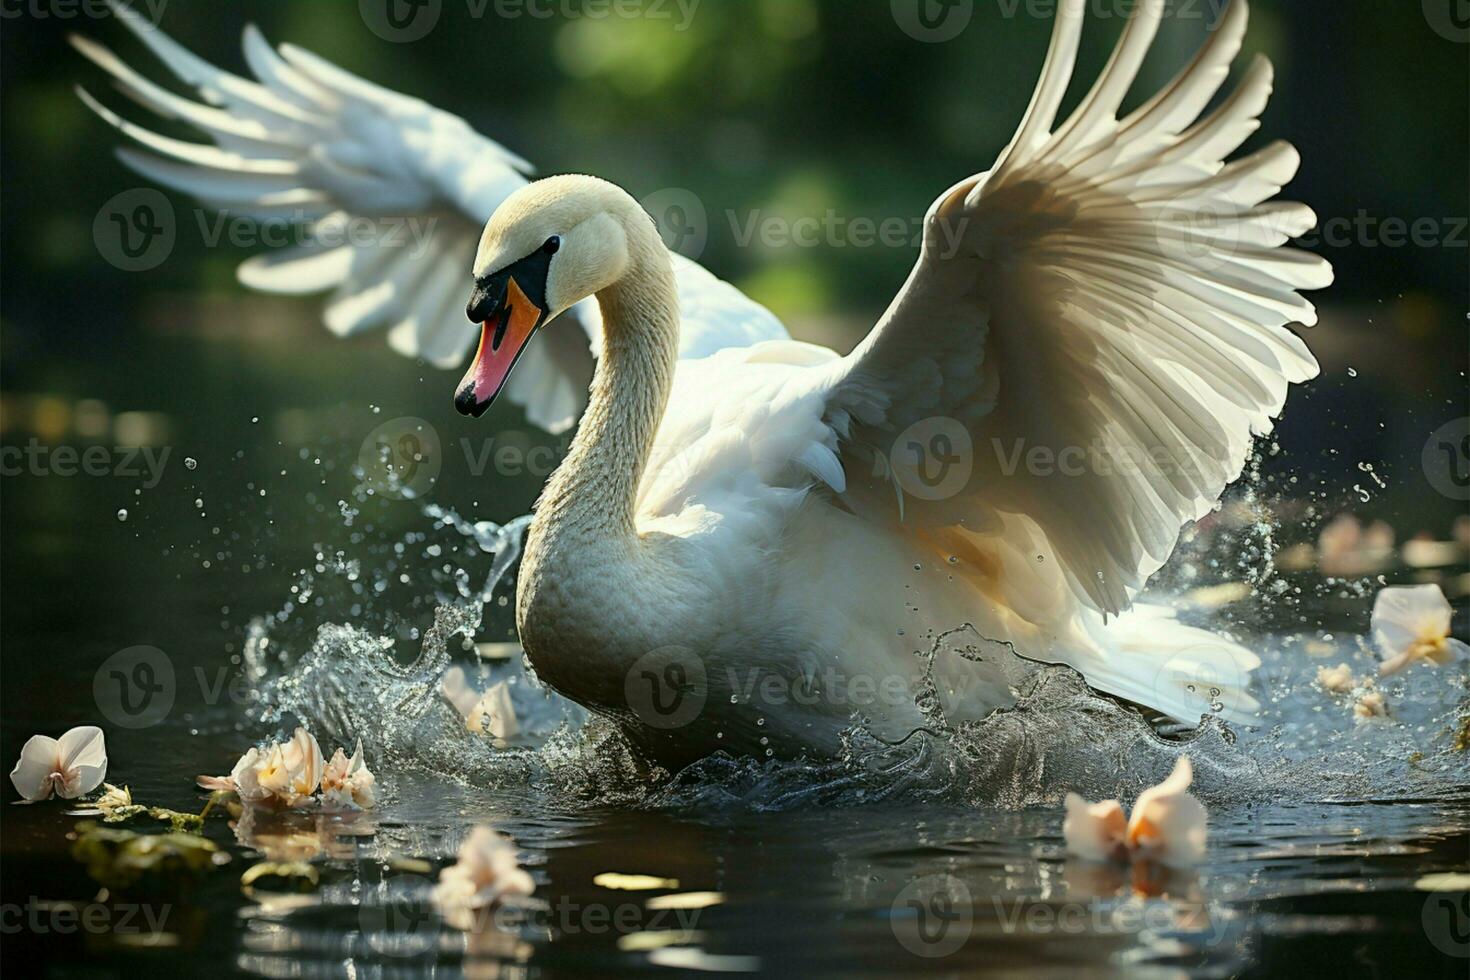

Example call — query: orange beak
[455,276,545,418]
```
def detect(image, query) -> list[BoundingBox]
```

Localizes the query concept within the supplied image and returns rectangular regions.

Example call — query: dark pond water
[2,341,1467,978]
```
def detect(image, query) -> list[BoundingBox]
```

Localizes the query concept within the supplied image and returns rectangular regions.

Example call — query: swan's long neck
[524,233,678,572]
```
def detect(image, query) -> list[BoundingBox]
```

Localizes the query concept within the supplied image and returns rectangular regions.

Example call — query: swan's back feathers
[74,0,786,433]
[824,0,1329,623]
[640,341,846,524]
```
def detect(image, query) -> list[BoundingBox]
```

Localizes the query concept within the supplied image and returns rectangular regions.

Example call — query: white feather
[74,1,786,433]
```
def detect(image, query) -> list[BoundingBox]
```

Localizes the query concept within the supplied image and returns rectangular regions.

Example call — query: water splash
[237,493,1467,813]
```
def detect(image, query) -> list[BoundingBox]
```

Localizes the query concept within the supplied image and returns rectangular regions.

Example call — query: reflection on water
[218,796,1470,977]
[1,338,1467,976]
[66,489,1460,976]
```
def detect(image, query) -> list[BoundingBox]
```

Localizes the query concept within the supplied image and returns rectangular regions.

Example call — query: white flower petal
[433,825,533,919]
[467,683,519,740]
[62,761,108,799]
[283,728,324,798]
[349,768,376,808]
[9,735,61,801]
[56,726,107,773]
[441,667,480,718]
[1062,792,1127,863]
[1372,584,1454,671]
[1127,757,1208,868]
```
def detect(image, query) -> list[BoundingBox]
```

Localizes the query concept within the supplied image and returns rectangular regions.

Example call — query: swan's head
[456,174,643,418]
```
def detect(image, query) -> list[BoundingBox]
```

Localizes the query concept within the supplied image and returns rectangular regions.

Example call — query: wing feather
[75,0,787,433]
[825,0,1329,618]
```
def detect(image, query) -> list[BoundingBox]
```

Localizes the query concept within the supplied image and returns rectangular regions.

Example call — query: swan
[78,0,1329,763]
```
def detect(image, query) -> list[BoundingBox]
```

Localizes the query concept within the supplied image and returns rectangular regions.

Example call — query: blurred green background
[1,0,1466,581]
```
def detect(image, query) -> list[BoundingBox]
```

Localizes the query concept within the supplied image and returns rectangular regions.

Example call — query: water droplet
[116,508,128,522]
[947,555,958,564]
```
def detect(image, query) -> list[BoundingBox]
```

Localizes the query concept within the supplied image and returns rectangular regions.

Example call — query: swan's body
[81,0,1329,761]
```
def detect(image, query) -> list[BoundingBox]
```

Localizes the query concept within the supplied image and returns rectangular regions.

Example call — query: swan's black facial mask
[455,245,555,418]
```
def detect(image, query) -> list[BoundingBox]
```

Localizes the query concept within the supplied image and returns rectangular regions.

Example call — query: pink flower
[320,741,376,809]
[197,728,324,808]
[431,826,534,926]
[441,667,520,741]
[1063,757,1207,869]
[10,726,108,802]
[1062,795,1128,863]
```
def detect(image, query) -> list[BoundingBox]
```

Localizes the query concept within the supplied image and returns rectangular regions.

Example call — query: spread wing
[824,0,1329,617]
[73,0,785,433]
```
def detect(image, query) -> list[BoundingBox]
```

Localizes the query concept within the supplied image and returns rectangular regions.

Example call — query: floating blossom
[1316,663,1357,694]
[431,826,534,926]
[95,782,133,811]
[1354,690,1389,723]
[442,667,520,741]
[92,783,148,823]
[1064,757,1207,869]
[1062,796,1128,863]
[1126,758,1208,867]
[10,726,107,802]
[1372,584,1468,676]
[320,741,376,810]
[198,728,324,809]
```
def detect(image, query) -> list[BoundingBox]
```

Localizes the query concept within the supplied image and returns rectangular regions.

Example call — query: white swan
[79,0,1329,762]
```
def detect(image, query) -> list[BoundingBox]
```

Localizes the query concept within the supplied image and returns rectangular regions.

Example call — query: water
[1,406,1467,977]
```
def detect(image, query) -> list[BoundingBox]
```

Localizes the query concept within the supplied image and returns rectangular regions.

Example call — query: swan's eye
[542,236,561,255]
